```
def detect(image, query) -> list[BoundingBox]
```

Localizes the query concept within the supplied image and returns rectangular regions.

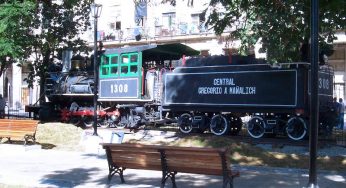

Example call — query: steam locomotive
[43,43,336,141]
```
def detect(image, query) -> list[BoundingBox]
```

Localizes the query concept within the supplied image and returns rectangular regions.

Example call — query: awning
[104,43,199,61]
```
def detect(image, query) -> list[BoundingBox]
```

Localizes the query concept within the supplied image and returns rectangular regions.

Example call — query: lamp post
[308,0,319,187]
[91,3,102,136]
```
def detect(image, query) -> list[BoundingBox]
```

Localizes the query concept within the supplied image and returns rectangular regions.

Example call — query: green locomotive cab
[99,52,142,100]
[98,43,199,128]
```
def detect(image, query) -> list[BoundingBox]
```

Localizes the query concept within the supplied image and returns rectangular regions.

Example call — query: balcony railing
[96,22,221,43]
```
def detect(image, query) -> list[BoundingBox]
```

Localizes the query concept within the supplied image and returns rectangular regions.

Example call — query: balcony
[93,22,228,46]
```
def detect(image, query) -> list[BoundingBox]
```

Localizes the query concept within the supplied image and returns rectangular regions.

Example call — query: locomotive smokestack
[62,49,73,73]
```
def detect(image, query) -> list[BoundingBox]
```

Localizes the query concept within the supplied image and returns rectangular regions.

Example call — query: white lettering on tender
[213,78,235,86]
[197,77,256,95]
[229,86,256,95]
[198,87,222,95]
[319,78,330,90]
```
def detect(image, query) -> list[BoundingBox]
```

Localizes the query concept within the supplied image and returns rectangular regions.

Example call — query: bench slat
[110,151,161,158]
[109,148,160,154]
[113,161,162,171]
[0,120,38,144]
[102,143,227,153]
[169,166,224,175]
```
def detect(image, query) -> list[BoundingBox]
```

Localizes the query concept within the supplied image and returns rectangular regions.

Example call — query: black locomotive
[41,43,336,141]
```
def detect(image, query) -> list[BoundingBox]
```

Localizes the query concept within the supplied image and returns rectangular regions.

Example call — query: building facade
[329,32,346,99]
[90,0,247,56]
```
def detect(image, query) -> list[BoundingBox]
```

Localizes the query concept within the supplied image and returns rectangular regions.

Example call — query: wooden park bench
[101,143,239,188]
[0,119,39,145]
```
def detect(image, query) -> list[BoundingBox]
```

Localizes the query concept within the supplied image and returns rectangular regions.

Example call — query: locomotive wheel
[116,116,128,129]
[228,115,243,135]
[247,116,266,139]
[178,113,193,134]
[210,114,230,136]
[82,116,94,128]
[70,117,81,126]
[116,122,127,129]
[98,120,109,128]
[286,117,307,141]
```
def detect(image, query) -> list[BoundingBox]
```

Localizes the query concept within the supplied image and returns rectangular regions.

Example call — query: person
[339,98,345,130]
[332,97,340,130]
[0,94,6,118]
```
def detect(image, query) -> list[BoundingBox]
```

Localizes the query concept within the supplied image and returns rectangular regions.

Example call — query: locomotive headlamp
[111,115,118,121]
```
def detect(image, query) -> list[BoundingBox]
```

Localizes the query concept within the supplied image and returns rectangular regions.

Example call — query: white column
[12,63,22,109]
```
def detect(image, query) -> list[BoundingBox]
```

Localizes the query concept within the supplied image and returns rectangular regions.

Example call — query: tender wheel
[82,116,94,128]
[70,117,81,126]
[228,115,243,135]
[178,113,193,134]
[286,117,307,141]
[247,116,266,138]
[210,114,230,136]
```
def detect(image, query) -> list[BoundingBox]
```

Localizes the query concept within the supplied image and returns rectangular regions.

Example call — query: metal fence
[3,106,31,120]
[334,128,346,147]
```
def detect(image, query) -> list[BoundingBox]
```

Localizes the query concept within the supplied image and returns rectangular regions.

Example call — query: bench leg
[108,165,125,184]
[161,171,177,188]
[223,173,237,188]
[222,177,233,188]
[23,135,36,146]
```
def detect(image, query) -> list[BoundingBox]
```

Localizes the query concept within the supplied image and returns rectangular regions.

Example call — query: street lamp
[91,3,102,136]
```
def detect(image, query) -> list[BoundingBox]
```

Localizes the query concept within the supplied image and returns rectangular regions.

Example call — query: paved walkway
[0,130,345,188]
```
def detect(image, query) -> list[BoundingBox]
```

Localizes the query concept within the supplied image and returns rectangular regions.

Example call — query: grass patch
[127,133,346,172]
[35,122,84,151]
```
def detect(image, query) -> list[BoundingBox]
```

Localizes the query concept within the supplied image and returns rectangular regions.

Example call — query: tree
[0,0,36,78]
[0,0,92,103]
[203,0,345,63]
[27,0,92,103]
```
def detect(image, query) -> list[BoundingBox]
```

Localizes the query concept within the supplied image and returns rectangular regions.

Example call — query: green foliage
[25,0,92,96]
[0,0,36,77]
[204,0,346,63]
[0,0,92,92]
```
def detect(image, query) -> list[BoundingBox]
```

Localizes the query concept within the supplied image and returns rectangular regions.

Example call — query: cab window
[120,53,139,77]
[100,55,119,77]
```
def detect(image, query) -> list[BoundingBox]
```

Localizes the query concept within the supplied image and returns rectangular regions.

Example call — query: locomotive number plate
[99,78,138,98]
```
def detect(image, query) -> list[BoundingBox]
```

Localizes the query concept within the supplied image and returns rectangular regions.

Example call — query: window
[100,55,118,77]
[121,66,128,74]
[122,56,129,64]
[162,12,176,30]
[111,56,118,64]
[120,53,139,77]
[130,65,137,73]
[102,56,110,65]
[100,53,140,78]
[130,54,138,62]
[102,67,109,75]
[191,13,200,33]
[116,21,121,30]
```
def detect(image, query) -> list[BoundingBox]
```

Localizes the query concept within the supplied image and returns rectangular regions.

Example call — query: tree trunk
[38,49,52,105]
